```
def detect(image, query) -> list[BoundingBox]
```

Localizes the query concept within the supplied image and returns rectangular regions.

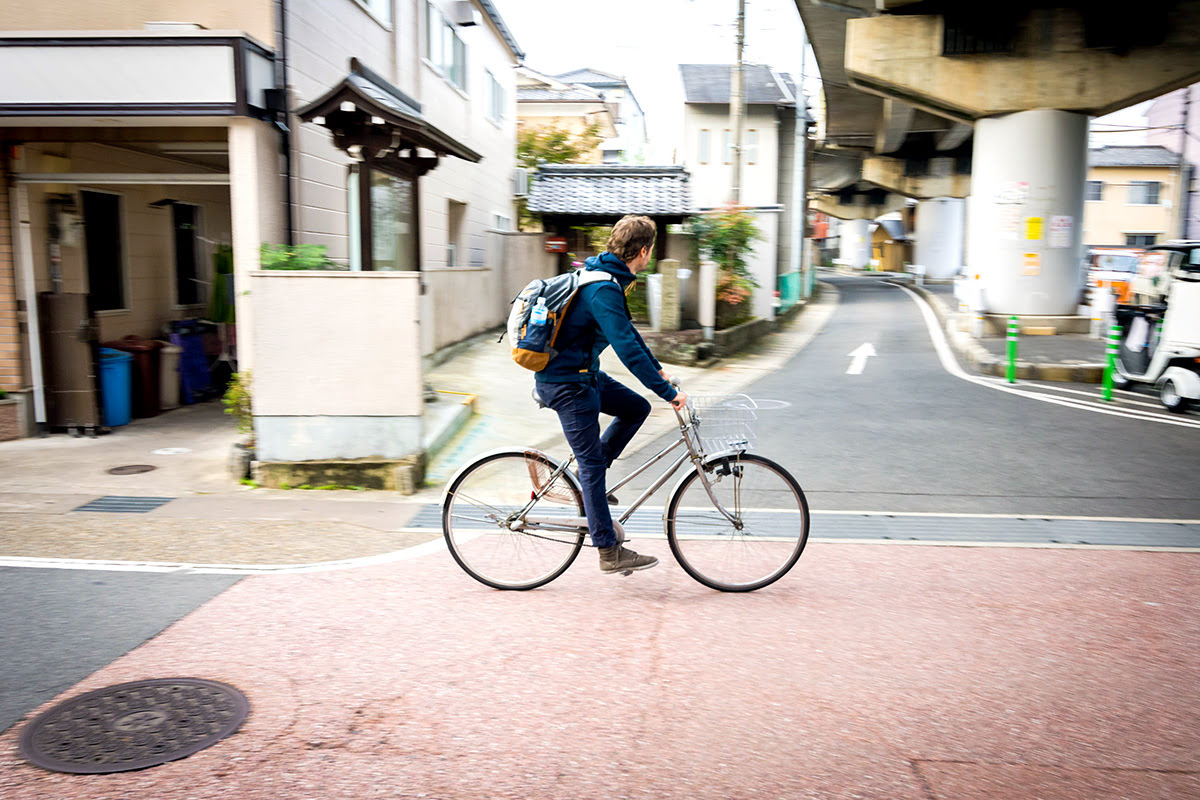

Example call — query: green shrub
[222,371,253,444]
[260,243,346,270]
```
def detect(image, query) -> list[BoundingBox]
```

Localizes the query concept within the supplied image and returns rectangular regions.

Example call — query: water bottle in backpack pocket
[505,269,614,372]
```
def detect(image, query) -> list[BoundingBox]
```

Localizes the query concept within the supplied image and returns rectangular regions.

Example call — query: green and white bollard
[1006,316,1019,384]
[1102,323,1121,401]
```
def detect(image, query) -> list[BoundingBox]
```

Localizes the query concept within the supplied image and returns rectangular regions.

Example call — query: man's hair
[606,215,656,263]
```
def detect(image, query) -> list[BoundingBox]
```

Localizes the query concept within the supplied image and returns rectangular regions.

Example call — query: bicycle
[441,384,810,592]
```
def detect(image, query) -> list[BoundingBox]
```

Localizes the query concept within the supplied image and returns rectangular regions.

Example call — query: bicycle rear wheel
[442,450,585,590]
[666,453,809,592]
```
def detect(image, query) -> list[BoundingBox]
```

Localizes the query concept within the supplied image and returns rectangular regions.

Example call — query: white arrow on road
[846,343,877,375]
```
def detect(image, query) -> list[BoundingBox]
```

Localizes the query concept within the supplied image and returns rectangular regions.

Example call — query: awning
[296,59,481,171]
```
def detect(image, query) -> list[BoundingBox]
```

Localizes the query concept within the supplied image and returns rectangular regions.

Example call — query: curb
[423,391,477,463]
[907,283,1105,384]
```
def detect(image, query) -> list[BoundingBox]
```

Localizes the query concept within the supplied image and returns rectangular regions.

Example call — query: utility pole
[791,26,809,298]
[730,0,746,205]
[1176,85,1192,240]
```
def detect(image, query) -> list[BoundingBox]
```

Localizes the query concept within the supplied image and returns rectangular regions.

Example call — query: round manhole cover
[18,678,249,774]
[107,465,157,475]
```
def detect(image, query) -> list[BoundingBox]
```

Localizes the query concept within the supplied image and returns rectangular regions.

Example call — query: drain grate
[72,496,175,514]
[18,678,250,774]
[108,465,157,475]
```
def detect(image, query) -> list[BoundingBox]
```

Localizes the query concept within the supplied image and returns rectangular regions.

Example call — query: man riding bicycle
[535,215,689,575]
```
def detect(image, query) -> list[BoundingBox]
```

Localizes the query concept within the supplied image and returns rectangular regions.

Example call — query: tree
[516,123,603,170]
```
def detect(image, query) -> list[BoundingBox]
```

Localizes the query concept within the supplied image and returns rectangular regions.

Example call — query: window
[485,70,505,122]
[426,1,467,91]
[447,200,467,267]
[746,129,758,165]
[172,203,202,306]
[1125,233,1158,247]
[80,190,125,311]
[698,129,710,165]
[1085,180,1103,202]
[492,213,512,231]
[353,0,391,25]
[348,165,417,271]
[1129,181,1160,205]
[723,130,733,164]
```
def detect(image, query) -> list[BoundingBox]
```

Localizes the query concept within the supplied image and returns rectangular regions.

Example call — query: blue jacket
[535,252,677,402]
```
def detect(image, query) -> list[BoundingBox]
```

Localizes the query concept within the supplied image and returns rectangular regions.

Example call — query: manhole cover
[18,678,249,774]
[108,465,157,475]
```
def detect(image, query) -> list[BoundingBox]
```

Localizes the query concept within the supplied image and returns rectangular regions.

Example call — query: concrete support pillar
[967,109,1087,315]
[914,197,965,280]
[228,118,285,372]
[838,218,870,269]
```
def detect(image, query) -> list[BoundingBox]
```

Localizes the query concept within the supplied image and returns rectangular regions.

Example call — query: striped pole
[1102,323,1121,401]
[1006,316,1019,384]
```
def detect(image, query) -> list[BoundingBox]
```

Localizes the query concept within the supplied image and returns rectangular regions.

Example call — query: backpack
[505,269,615,371]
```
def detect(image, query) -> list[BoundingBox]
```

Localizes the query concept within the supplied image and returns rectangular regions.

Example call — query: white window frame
[1128,181,1161,205]
[492,212,512,231]
[425,1,468,93]
[79,188,132,316]
[723,129,733,165]
[698,129,710,165]
[485,69,505,124]
[746,129,758,165]
[352,0,393,28]
[1085,180,1103,202]
[1123,231,1160,247]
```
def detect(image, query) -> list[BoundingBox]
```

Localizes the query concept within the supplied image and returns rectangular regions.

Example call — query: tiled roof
[554,68,625,86]
[527,165,694,217]
[1089,145,1179,167]
[680,63,795,105]
[517,85,605,103]
[476,0,524,60]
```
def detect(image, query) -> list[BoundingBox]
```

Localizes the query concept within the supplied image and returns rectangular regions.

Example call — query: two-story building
[678,63,805,321]
[515,66,617,165]
[1083,145,1185,248]
[553,68,648,165]
[0,0,525,442]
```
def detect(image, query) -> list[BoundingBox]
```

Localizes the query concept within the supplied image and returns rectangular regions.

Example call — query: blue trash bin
[99,347,133,427]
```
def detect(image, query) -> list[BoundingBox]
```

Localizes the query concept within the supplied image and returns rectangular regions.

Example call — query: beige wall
[20,142,233,343]
[0,149,19,391]
[0,0,275,46]
[1082,165,1177,247]
[682,105,781,208]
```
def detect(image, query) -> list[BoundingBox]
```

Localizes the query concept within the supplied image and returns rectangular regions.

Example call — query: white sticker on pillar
[1023,252,1041,276]
[1000,207,1021,240]
[1049,215,1073,248]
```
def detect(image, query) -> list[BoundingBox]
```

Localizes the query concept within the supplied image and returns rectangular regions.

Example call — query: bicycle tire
[442,449,585,590]
[665,453,809,592]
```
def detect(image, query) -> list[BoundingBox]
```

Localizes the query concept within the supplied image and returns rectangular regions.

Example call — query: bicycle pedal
[621,569,633,576]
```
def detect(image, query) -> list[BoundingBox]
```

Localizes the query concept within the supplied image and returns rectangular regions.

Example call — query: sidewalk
[0,288,839,567]
[911,281,1107,383]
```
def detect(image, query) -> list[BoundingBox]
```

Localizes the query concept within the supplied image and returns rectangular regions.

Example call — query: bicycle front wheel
[666,453,809,592]
[442,450,585,590]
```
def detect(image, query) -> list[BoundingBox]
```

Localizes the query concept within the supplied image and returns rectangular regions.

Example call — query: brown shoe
[598,545,658,575]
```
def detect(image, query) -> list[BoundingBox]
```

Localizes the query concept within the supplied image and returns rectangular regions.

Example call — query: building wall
[515,113,606,165]
[1146,84,1200,239]
[0,147,20,391]
[18,143,233,342]
[0,0,276,47]
[1082,164,1177,247]
[681,104,781,208]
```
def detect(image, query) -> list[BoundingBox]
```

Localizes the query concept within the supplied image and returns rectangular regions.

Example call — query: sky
[492,0,815,162]
[492,0,1163,160]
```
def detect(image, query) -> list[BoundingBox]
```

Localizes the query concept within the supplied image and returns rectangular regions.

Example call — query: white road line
[979,377,1169,411]
[896,284,1200,430]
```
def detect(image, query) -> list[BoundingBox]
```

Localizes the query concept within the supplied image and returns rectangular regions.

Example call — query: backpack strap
[547,270,615,351]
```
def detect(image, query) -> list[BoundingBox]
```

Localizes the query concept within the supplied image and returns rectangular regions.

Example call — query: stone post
[658,258,681,332]
[699,260,717,340]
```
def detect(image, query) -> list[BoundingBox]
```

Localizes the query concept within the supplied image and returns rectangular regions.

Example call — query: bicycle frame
[516,405,743,534]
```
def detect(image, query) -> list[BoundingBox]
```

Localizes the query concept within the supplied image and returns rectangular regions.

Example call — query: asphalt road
[625,274,1200,519]
[0,568,240,733]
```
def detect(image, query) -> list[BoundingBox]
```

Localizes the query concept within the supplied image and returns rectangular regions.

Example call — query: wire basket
[689,394,760,453]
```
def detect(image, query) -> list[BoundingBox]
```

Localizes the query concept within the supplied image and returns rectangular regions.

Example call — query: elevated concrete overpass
[798,0,1200,313]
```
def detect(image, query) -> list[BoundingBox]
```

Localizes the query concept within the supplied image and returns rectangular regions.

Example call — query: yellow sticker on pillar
[1023,252,1041,276]
[1025,216,1043,241]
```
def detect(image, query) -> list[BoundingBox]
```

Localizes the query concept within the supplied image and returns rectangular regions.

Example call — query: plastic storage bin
[102,336,164,418]
[98,348,133,427]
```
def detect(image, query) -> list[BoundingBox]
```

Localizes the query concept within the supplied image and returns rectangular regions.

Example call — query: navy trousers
[536,372,652,548]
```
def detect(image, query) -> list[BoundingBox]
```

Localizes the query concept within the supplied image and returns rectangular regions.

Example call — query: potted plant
[692,206,762,330]
[222,371,254,480]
